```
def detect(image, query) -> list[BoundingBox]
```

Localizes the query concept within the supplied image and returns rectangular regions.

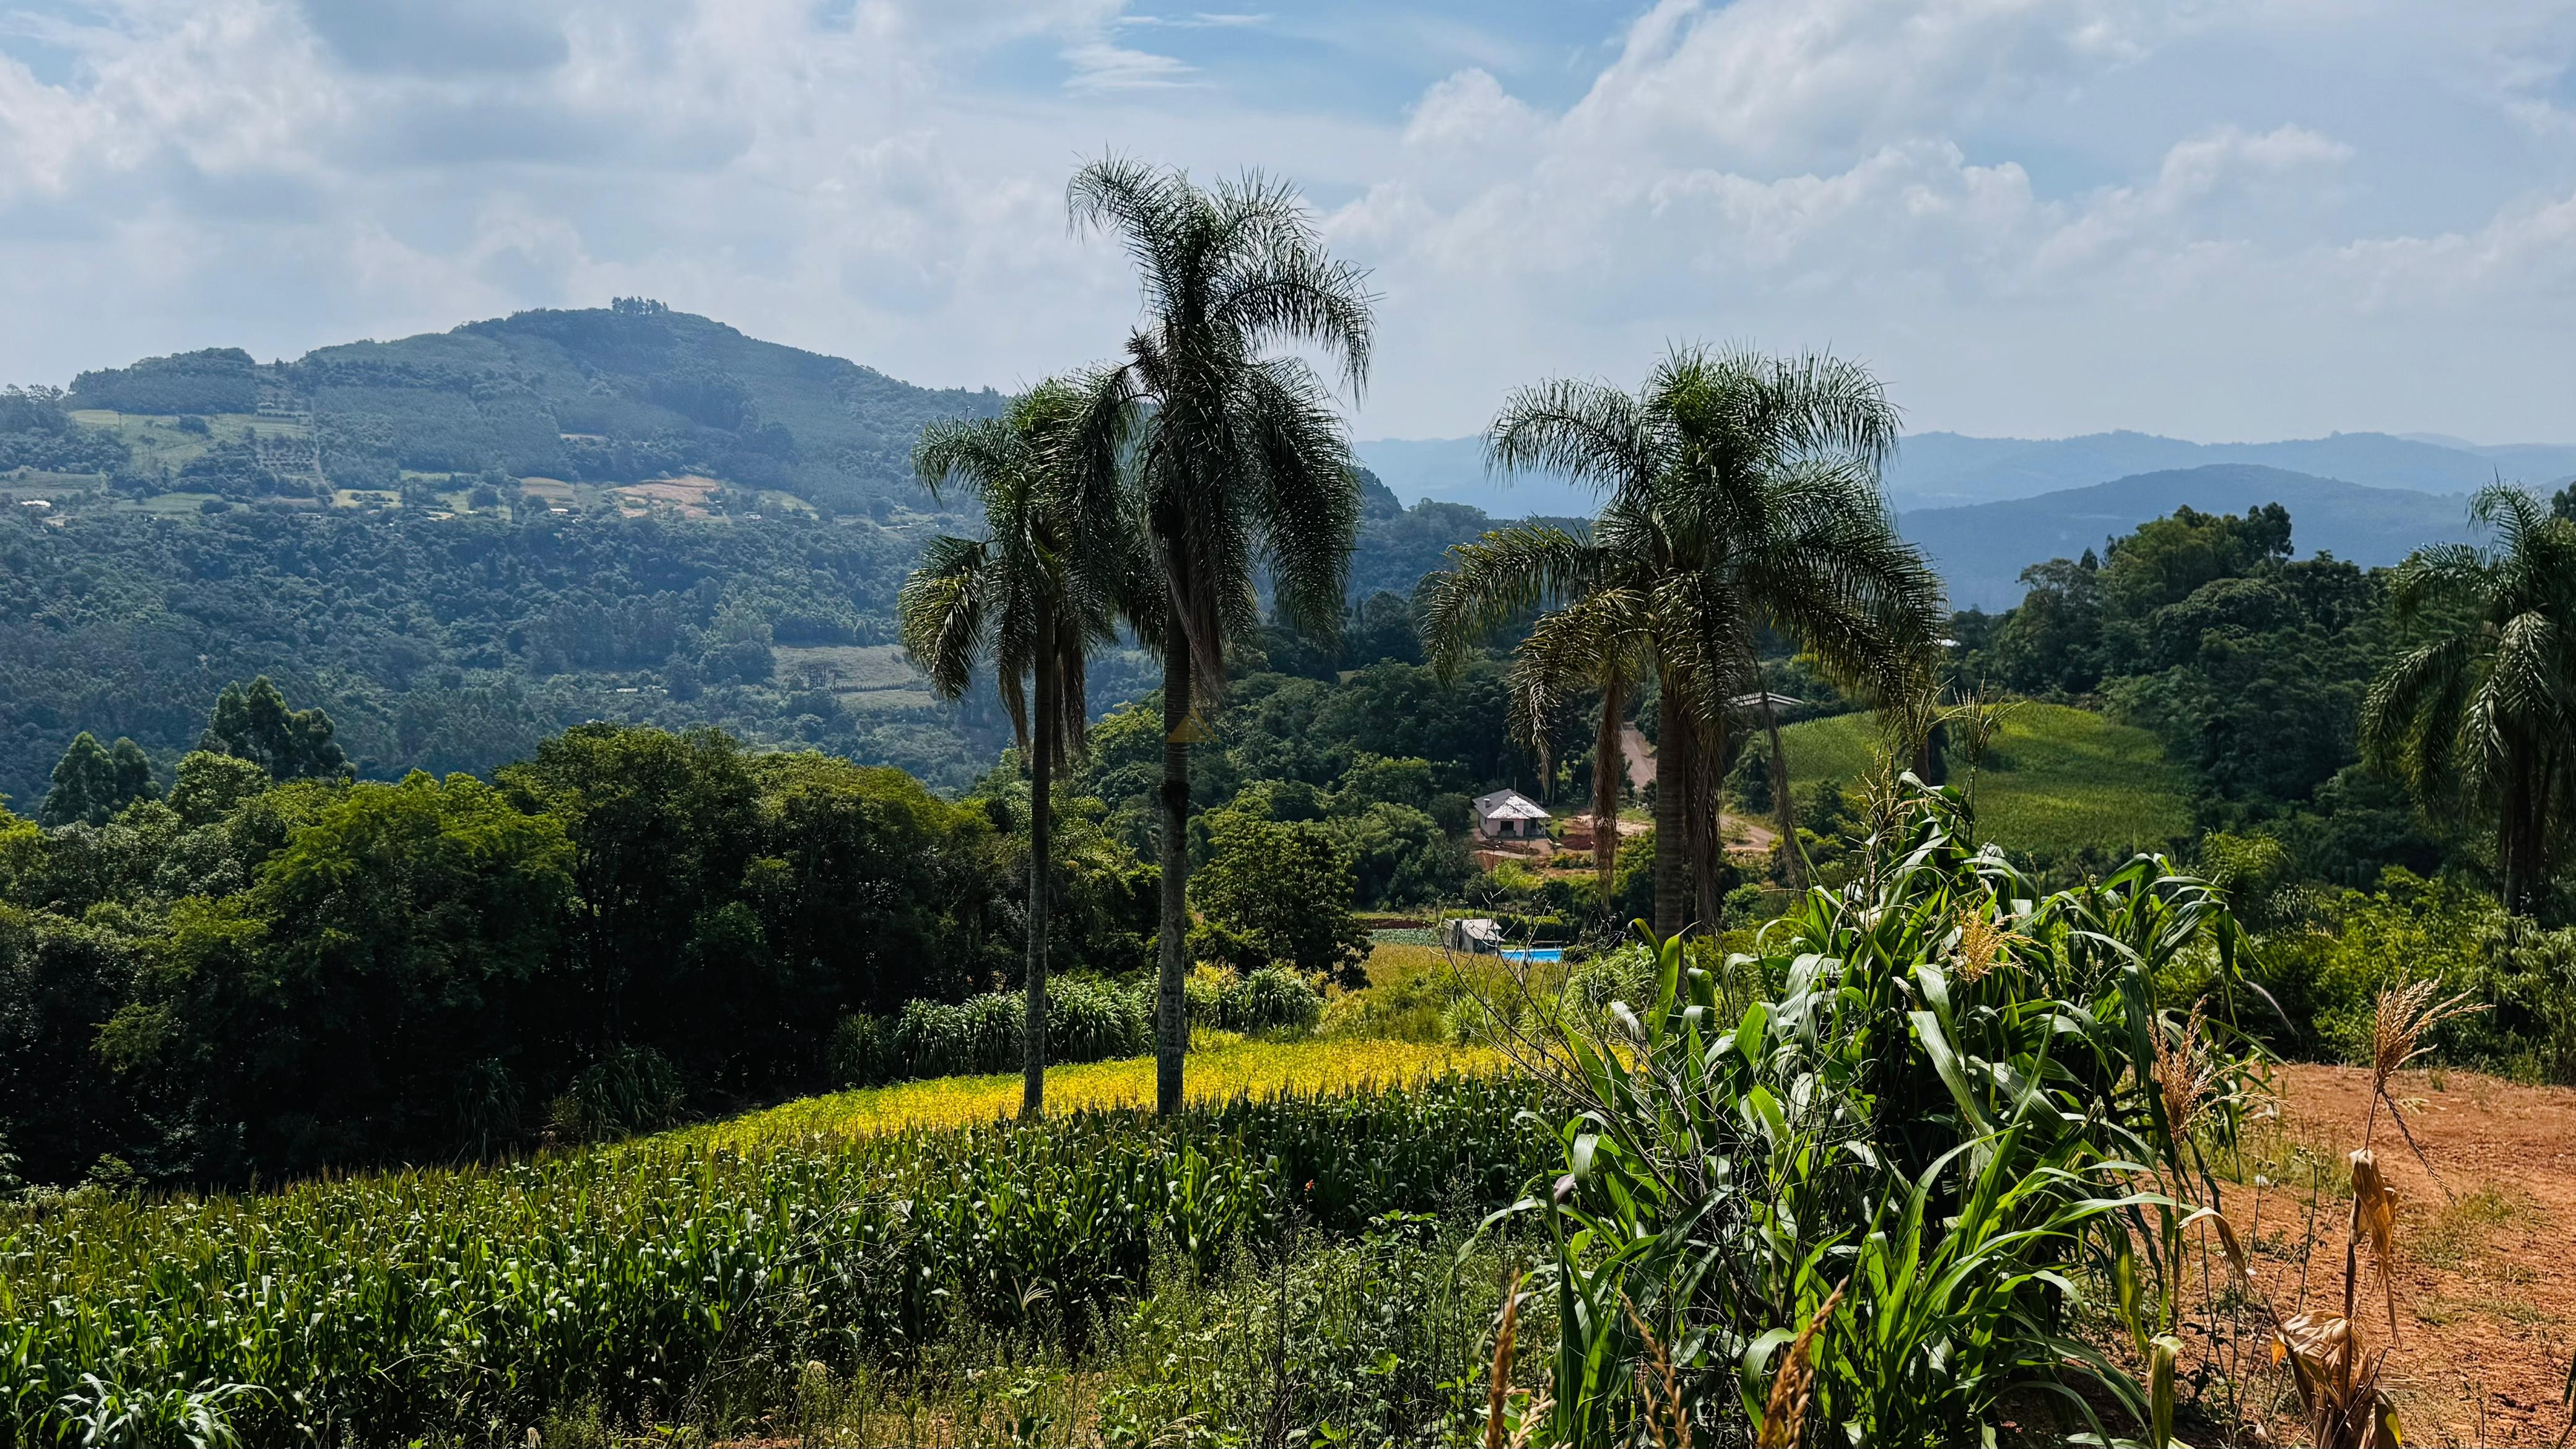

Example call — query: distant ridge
[1354,437,1589,518]
[1360,427,2576,522]
[1901,464,2481,609]
[1884,430,2576,510]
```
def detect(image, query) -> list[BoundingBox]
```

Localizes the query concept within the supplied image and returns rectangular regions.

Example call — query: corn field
[0,1077,1549,1447]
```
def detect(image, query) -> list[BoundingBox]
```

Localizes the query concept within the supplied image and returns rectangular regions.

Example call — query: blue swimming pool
[1499,947,1565,964]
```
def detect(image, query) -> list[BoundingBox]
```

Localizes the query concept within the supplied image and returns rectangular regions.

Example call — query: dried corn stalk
[2209,1213,2405,1448]
[2346,1149,2401,1343]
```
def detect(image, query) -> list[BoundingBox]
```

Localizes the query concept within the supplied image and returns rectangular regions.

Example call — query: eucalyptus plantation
[902,379,1125,1116]
[1061,157,1375,1114]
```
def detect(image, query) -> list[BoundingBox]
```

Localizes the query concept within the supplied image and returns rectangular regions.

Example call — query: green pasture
[1778,701,2194,859]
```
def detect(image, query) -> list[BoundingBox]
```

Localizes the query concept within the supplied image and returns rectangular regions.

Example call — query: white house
[1471,788,1550,840]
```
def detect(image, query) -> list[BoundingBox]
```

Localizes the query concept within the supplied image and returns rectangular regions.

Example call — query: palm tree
[902,380,1123,1118]
[2362,483,2576,914]
[1499,573,1651,909]
[1424,347,1942,936]
[1061,157,1375,1115]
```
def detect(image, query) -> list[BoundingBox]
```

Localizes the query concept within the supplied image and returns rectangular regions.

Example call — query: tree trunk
[1156,638,1193,1116]
[1695,719,1724,936]
[1593,676,1624,911]
[1760,690,1803,889]
[2502,746,2544,916]
[1023,637,1054,1121]
[1651,681,1687,940]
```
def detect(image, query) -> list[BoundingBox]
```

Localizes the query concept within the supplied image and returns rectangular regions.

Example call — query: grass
[2411,1183,2523,1272]
[1779,701,2193,859]
[673,1035,1500,1151]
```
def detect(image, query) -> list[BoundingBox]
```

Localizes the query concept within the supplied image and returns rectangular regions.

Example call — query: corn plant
[1491,775,2267,1447]
[1,1076,1551,1447]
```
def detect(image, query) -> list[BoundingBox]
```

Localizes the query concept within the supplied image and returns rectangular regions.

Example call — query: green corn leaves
[1499,777,2265,1448]
[2,1077,1553,1447]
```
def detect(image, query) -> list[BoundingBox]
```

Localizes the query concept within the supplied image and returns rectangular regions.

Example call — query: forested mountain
[1904,464,2481,607]
[37,300,1008,515]
[0,305,1539,806]
[0,508,1018,805]
[0,487,1508,809]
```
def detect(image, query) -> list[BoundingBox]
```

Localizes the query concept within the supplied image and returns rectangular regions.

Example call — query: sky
[4,0,2576,443]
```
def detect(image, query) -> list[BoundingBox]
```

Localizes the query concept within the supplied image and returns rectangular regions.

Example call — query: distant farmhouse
[1472,788,1549,840]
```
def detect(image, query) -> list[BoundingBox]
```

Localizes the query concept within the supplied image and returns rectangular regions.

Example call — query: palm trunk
[1759,690,1803,889]
[2502,746,2545,916]
[1023,637,1054,1120]
[1593,676,1624,909]
[1651,678,1688,939]
[1694,720,1724,934]
[1156,638,1193,1116]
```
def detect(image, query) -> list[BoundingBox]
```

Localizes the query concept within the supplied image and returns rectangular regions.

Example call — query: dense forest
[0,468,1505,807]
[1948,500,2446,886]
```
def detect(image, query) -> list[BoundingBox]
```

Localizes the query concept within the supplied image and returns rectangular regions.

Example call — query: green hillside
[1778,702,2194,860]
[24,300,1009,516]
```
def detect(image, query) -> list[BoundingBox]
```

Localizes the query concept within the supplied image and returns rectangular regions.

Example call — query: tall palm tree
[1424,347,1942,936]
[1061,157,1374,1115]
[2362,483,2576,914]
[902,380,1123,1118]
[1499,579,1651,908]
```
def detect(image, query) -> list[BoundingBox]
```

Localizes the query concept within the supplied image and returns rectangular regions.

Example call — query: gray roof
[1473,788,1549,821]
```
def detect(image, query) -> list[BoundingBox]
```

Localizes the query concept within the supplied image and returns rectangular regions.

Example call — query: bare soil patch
[2209,1063,2575,1445]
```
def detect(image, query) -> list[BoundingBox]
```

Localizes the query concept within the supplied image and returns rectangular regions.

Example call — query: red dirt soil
[2208,1063,2576,1447]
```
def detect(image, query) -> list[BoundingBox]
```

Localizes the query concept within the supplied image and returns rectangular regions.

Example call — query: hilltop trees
[902,380,1125,1116]
[37,734,157,827]
[1061,157,1374,1114]
[1423,347,1943,935]
[201,677,350,781]
[2364,484,2576,914]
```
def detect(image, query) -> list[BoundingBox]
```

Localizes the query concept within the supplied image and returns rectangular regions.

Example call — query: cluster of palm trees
[1419,350,1947,938]
[900,157,1946,1118]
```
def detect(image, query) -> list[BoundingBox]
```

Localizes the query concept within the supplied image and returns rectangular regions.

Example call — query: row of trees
[1,695,1040,1184]
[904,157,1951,1118]
[10,668,1493,1185]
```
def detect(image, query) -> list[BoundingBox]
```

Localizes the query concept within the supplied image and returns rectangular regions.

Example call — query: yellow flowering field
[672,1036,1504,1151]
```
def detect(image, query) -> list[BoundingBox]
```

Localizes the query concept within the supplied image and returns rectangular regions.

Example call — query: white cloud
[1401,68,1539,152]
[2,0,2576,443]
[1062,40,1197,90]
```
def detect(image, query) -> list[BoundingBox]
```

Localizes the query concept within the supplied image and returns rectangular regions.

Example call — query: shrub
[838,977,1157,1087]
[2245,869,2576,1082]
[826,1012,895,1090]
[1217,965,1322,1033]
[1181,964,1324,1035]
[555,1046,686,1142]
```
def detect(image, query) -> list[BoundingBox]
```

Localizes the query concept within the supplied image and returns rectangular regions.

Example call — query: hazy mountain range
[1357,429,2576,611]
[1881,430,2576,510]
[1905,464,2490,609]
[20,306,2565,616]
